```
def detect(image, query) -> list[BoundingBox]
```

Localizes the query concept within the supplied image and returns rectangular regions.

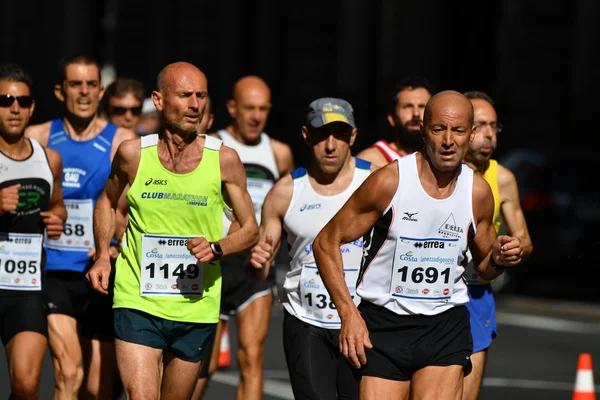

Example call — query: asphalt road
[2,296,600,399]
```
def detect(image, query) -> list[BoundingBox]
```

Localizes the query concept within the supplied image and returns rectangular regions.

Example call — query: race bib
[299,264,359,326]
[391,236,458,301]
[246,177,273,224]
[140,234,203,297]
[44,199,94,251]
[0,233,42,291]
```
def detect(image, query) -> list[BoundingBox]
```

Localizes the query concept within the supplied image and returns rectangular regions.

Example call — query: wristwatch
[489,256,506,271]
[210,242,223,260]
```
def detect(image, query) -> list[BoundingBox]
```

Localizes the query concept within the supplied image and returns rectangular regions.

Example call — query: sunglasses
[110,106,142,116]
[0,95,34,108]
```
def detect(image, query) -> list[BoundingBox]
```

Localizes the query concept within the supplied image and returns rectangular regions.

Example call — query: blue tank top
[44,119,118,272]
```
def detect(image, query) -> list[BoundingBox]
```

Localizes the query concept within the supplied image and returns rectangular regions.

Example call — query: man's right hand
[339,309,373,369]
[249,234,274,270]
[0,184,21,213]
[86,258,112,295]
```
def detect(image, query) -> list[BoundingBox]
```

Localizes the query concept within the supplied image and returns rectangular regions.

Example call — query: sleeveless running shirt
[282,158,371,329]
[217,130,279,225]
[44,119,118,273]
[372,140,403,163]
[113,134,226,323]
[356,153,473,316]
[464,159,501,284]
[0,139,53,293]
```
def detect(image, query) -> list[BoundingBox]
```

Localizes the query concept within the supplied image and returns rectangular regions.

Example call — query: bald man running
[197,76,294,399]
[87,62,258,399]
[313,91,524,400]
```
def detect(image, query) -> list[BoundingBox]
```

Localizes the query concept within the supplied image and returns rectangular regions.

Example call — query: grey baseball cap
[306,97,355,128]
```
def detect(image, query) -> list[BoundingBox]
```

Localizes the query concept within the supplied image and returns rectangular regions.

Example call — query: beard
[395,122,424,152]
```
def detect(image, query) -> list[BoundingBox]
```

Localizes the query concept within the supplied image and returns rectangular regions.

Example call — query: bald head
[153,62,208,135]
[423,90,474,129]
[227,75,272,143]
[157,62,206,93]
[232,75,271,101]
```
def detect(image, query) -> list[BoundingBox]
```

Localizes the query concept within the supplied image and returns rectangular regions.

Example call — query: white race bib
[0,233,43,291]
[246,177,273,224]
[140,234,203,297]
[391,237,458,301]
[299,264,359,326]
[44,199,94,251]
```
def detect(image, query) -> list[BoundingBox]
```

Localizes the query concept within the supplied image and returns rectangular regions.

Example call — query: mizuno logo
[402,212,418,222]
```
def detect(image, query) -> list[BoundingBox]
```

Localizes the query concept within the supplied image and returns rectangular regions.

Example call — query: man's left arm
[188,146,259,262]
[498,164,533,259]
[271,138,295,176]
[40,148,67,239]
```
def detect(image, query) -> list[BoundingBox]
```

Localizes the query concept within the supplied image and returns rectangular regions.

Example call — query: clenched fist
[0,184,21,213]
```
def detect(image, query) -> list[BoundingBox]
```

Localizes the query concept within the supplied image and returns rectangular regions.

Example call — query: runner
[87,61,258,399]
[357,76,434,164]
[26,54,137,399]
[313,90,524,399]
[0,63,66,398]
[461,90,533,400]
[199,75,294,399]
[250,97,376,399]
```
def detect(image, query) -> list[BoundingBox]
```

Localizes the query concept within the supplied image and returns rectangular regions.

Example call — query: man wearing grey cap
[249,97,378,399]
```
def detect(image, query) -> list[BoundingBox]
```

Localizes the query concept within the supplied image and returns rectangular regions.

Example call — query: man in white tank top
[249,98,378,399]
[357,77,434,165]
[0,63,67,399]
[313,91,525,400]
[196,76,294,399]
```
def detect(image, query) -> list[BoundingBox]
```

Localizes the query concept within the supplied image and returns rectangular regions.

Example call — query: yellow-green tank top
[483,159,501,233]
[113,134,225,323]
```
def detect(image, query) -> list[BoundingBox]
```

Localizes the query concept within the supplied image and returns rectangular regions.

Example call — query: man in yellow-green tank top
[462,91,533,400]
[86,62,258,400]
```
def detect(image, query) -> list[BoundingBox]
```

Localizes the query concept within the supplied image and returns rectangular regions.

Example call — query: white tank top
[356,153,473,316]
[282,158,371,328]
[0,139,53,194]
[217,130,279,227]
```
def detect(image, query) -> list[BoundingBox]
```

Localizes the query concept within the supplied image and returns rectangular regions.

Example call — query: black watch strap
[210,242,223,260]
[489,256,506,271]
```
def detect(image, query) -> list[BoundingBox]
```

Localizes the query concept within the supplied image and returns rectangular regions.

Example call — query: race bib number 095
[140,234,203,297]
[0,233,42,291]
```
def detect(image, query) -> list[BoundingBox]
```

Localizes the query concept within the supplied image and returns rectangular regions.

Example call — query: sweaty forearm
[313,236,357,317]
[476,252,505,281]
[94,197,116,260]
[219,220,259,257]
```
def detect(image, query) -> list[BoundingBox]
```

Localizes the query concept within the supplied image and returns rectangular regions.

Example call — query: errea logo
[145,178,168,186]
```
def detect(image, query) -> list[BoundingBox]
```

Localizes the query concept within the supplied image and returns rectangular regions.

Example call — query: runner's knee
[10,373,41,399]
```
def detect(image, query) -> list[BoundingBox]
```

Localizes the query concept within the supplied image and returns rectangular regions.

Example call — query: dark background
[3,0,600,300]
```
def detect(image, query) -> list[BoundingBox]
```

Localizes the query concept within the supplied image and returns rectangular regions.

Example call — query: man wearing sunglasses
[102,77,145,133]
[461,91,533,400]
[25,54,137,400]
[0,63,67,399]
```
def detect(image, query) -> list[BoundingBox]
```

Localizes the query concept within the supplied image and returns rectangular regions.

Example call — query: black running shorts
[357,301,472,381]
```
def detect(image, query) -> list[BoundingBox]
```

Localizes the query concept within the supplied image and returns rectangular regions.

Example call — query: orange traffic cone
[218,323,231,368]
[573,353,596,400]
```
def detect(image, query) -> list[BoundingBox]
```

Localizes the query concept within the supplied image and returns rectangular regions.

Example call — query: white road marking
[212,370,600,398]
[212,371,295,399]
[484,377,600,392]
[497,312,600,334]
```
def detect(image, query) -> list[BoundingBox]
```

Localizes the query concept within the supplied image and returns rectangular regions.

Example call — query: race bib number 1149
[140,234,203,297]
